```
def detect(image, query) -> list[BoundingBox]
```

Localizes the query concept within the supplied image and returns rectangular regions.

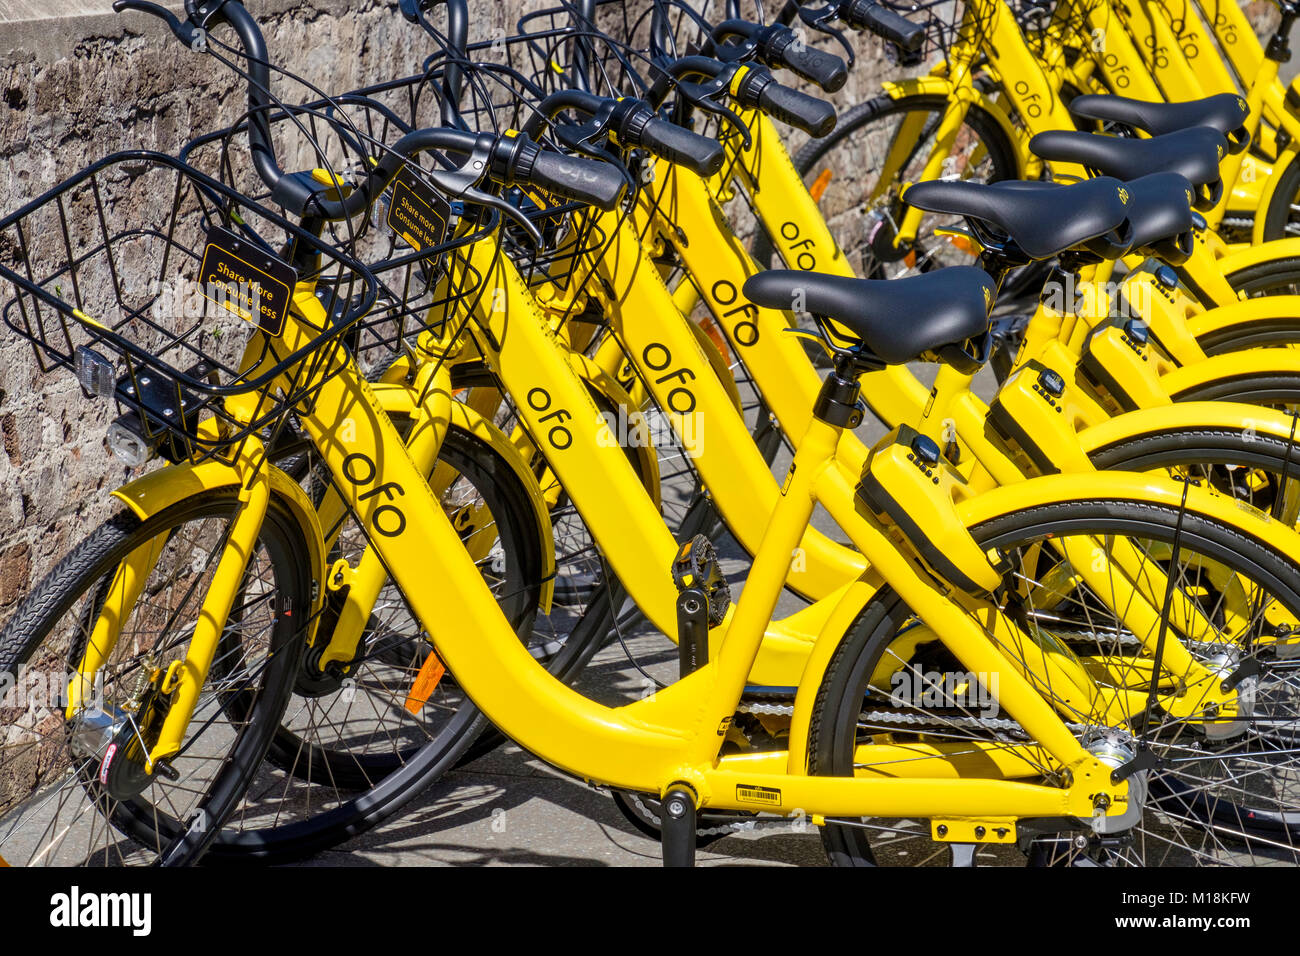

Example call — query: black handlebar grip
[847,0,926,53]
[758,82,837,137]
[527,151,626,211]
[779,42,848,93]
[637,118,725,177]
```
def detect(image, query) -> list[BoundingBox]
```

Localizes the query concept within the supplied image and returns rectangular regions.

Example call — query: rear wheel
[1257,149,1300,247]
[809,498,1300,866]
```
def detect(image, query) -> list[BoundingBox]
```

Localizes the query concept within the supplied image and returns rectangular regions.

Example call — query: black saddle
[1121,172,1196,266]
[1029,127,1225,210]
[905,176,1132,261]
[743,267,994,367]
[1069,93,1250,154]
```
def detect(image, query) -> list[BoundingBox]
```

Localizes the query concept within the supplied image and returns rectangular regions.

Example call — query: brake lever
[460,184,546,248]
[419,162,542,246]
[113,0,206,47]
[674,75,752,150]
[798,5,857,68]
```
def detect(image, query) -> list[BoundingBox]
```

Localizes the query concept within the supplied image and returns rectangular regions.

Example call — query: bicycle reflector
[106,419,154,468]
[74,345,116,399]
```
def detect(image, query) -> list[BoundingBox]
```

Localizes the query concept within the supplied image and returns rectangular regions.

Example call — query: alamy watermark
[149,274,267,324]
[890,668,1000,719]
[596,405,703,458]
[1,666,105,716]
[1039,273,1154,321]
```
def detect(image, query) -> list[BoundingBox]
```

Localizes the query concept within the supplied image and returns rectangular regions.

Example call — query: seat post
[1267,2,1298,63]
[812,347,867,429]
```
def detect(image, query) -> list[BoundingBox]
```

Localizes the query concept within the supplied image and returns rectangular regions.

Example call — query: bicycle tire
[0,490,310,866]
[809,497,1300,866]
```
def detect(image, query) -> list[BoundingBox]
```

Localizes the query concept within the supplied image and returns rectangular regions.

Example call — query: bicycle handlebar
[116,0,626,218]
[713,19,848,92]
[525,89,725,178]
[841,0,925,53]
[734,67,837,137]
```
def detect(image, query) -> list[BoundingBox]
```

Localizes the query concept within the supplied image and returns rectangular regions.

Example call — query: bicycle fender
[445,399,559,615]
[111,461,327,639]
[1218,234,1300,277]
[1183,291,1300,351]
[1079,401,1300,456]
[1160,347,1300,400]
[881,76,1029,180]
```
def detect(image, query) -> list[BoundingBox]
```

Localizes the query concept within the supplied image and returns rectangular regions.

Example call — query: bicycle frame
[263,244,1150,823]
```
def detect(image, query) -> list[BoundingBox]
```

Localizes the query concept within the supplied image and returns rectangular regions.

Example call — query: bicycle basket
[0,150,378,465]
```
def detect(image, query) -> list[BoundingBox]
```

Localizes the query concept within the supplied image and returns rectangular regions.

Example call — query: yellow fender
[111,460,327,642]
[370,380,560,615]
[1250,142,1300,245]
[1077,400,1300,455]
[1215,234,1300,280]
[881,76,1030,181]
[1159,348,1300,400]
[1182,292,1300,352]
[784,470,1294,771]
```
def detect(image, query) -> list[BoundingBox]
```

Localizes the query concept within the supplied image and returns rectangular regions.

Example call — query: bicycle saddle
[1029,127,1225,210]
[1121,172,1197,266]
[904,176,1133,261]
[743,266,994,367]
[1068,93,1250,153]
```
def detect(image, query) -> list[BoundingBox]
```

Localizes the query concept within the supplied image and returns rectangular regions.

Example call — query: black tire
[809,498,1300,866]
[203,423,548,862]
[1221,255,1300,300]
[1258,149,1300,245]
[0,491,310,866]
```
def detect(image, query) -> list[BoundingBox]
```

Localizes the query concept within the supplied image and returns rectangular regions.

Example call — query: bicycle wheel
[809,497,1300,866]
[1255,148,1300,246]
[0,490,309,866]
[752,94,1019,278]
[204,422,547,861]
[1221,254,1300,299]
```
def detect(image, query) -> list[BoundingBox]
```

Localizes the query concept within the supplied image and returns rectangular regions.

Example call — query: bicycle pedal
[670,535,731,625]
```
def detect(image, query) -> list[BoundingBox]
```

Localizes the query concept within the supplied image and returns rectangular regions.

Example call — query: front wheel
[0,490,310,866]
[204,422,548,862]
[809,496,1300,866]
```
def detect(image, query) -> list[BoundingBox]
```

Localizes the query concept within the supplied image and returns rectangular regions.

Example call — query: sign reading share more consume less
[387,166,451,252]
[197,226,297,336]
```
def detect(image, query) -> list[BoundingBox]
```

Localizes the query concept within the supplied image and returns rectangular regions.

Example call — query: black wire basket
[180,61,628,367]
[0,150,378,465]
